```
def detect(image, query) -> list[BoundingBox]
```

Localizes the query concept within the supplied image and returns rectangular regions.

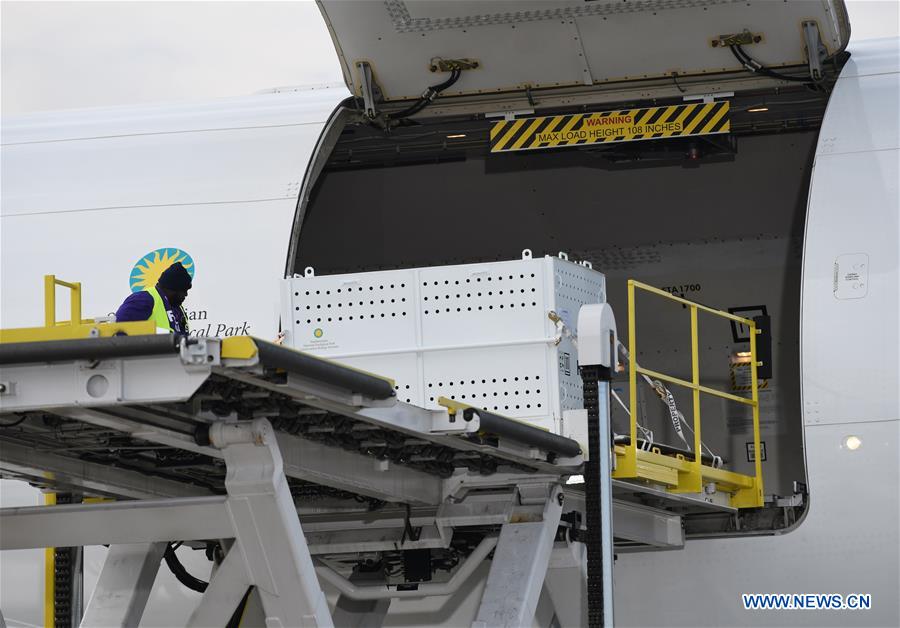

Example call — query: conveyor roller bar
[255,339,396,400]
[0,334,179,365]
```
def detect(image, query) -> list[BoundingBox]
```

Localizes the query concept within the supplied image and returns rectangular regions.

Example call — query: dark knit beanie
[157,262,193,291]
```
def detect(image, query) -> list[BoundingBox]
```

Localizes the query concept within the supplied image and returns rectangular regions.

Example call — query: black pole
[580,364,613,628]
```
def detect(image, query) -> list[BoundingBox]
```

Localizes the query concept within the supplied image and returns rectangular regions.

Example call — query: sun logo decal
[313,328,324,338]
[130,248,195,293]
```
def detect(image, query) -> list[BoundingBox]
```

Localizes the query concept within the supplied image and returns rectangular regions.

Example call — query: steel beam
[60,407,442,505]
[0,496,232,550]
[473,485,564,628]
[0,440,210,499]
[187,541,250,628]
[211,419,333,627]
[331,571,391,628]
[80,542,166,628]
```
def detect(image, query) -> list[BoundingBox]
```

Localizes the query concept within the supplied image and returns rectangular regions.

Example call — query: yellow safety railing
[615,280,764,508]
[44,275,84,327]
[0,275,155,343]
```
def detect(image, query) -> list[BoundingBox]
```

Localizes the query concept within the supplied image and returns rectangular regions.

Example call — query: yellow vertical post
[44,492,56,628]
[625,281,638,476]
[749,320,764,503]
[44,275,56,327]
[69,282,82,326]
[689,305,703,492]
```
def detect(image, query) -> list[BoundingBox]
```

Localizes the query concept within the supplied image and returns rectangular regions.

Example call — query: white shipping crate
[281,251,605,433]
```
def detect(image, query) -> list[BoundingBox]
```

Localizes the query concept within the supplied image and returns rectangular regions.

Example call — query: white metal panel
[802,54,900,426]
[613,419,899,627]
[284,255,604,430]
[1,122,321,217]
[0,87,345,145]
[318,0,849,103]
[0,200,295,339]
[816,72,900,156]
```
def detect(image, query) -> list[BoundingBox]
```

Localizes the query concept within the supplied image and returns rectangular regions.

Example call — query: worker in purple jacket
[115,262,191,334]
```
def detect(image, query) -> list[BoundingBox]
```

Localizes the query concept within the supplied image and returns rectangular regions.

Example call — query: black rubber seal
[0,335,179,365]
[255,339,396,400]
[475,408,582,458]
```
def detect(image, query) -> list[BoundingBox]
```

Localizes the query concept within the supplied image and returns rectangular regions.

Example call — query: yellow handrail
[0,275,156,343]
[620,279,764,508]
[44,275,83,327]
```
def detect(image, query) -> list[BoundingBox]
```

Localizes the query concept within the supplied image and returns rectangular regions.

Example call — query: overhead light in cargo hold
[446,134,467,139]
[748,106,770,113]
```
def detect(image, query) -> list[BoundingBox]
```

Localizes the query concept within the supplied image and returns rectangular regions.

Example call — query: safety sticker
[490,101,730,153]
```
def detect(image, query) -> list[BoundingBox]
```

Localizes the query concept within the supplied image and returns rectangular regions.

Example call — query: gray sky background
[2,0,899,116]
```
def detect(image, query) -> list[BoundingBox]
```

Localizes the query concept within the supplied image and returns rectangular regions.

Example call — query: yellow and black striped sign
[490,101,730,153]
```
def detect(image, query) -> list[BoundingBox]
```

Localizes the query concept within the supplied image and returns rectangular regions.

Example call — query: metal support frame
[473,484,563,628]
[621,280,764,507]
[2,418,335,628]
[80,543,166,628]
[331,571,391,628]
[192,419,334,626]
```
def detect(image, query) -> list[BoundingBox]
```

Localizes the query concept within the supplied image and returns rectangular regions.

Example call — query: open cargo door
[318,0,849,110]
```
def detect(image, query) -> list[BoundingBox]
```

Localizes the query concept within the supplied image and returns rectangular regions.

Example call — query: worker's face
[171,289,189,307]
[163,288,189,307]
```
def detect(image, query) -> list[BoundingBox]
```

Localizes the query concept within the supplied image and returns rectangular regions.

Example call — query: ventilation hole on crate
[504,406,509,410]
[316,318,321,322]
[306,319,311,324]
[349,316,354,320]
[305,291,310,296]
[327,318,332,322]
[296,320,300,324]
[430,397,434,401]
[338,317,343,321]
[526,404,531,408]
[537,403,542,408]
[392,313,396,317]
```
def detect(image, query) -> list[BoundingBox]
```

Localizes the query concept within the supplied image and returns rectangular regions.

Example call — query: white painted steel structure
[1,1,898,625]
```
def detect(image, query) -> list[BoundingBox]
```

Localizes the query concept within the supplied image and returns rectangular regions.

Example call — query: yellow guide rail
[616,280,764,508]
[0,275,155,343]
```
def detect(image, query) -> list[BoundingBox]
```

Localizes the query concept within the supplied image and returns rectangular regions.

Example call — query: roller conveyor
[0,334,583,502]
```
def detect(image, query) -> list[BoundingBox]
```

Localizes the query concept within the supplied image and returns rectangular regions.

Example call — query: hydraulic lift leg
[472,484,563,628]
[208,419,334,628]
[80,542,166,628]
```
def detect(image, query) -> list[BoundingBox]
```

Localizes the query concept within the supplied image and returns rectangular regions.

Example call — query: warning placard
[490,101,730,153]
